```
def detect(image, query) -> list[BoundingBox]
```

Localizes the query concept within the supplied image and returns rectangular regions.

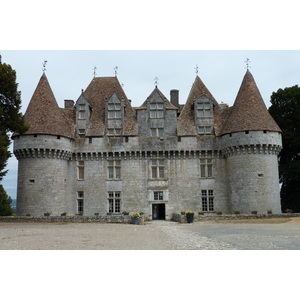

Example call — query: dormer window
[150,103,164,118]
[108,103,121,119]
[78,129,86,138]
[196,99,213,118]
[78,104,86,119]
[198,126,213,135]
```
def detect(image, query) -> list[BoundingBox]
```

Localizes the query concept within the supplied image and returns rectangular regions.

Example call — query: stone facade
[13,70,283,219]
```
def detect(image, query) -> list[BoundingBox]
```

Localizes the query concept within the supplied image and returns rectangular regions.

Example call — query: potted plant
[251,210,258,215]
[44,212,51,216]
[267,210,272,215]
[131,212,140,225]
[25,213,31,217]
[122,211,129,215]
[198,211,205,215]
[216,211,222,215]
[107,212,113,215]
[186,211,194,223]
[61,212,67,216]
[234,210,240,215]
[285,209,293,214]
[139,212,144,215]
[94,212,99,216]
[180,211,186,215]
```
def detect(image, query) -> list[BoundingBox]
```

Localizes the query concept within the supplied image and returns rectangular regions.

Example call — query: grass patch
[215,218,291,224]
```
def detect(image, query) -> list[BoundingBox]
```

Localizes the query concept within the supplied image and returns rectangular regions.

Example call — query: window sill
[148,178,168,181]
[106,179,122,181]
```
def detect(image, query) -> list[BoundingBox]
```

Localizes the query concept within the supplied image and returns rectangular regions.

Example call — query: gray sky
[1,50,300,198]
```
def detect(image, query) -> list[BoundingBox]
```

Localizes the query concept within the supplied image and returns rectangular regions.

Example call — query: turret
[13,73,74,216]
[220,70,282,214]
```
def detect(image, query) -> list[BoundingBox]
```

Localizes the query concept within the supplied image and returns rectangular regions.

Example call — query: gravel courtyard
[1,217,300,250]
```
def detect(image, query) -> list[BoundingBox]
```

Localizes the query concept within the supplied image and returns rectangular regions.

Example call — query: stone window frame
[195,99,213,118]
[78,104,86,120]
[107,158,121,180]
[197,125,213,135]
[201,190,214,211]
[77,160,84,180]
[108,191,121,213]
[150,127,164,137]
[200,158,213,178]
[151,159,165,179]
[107,103,122,119]
[150,103,164,118]
[107,128,122,136]
[77,191,84,214]
[78,129,86,138]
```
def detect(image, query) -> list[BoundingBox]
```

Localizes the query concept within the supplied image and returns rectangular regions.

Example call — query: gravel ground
[1,218,300,250]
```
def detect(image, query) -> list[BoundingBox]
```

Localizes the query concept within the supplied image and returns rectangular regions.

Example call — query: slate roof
[83,76,138,136]
[220,70,281,135]
[21,73,74,138]
[177,76,223,136]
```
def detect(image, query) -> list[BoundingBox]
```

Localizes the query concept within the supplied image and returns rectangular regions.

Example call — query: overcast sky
[1,50,300,198]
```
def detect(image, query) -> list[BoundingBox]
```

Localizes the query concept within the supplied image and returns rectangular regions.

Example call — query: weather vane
[154,76,159,87]
[245,58,251,70]
[42,60,47,72]
[114,66,118,77]
[93,66,97,77]
[195,64,199,75]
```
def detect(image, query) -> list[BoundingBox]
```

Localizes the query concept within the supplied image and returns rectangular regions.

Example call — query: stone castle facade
[13,69,283,219]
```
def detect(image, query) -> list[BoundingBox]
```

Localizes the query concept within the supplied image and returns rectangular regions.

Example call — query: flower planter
[186,213,194,223]
[132,217,139,225]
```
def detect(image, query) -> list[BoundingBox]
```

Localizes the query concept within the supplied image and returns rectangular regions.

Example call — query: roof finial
[114,66,118,77]
[93,66,97,78]
[195,64,199,75]
[244,58,251,71]
[154,76,159,87]
[42,60,47,73]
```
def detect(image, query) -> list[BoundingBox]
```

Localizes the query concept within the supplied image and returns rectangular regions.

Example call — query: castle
[13,69,283,219]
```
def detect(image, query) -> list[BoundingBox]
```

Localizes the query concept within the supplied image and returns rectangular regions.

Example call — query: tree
[0,184,13,216]
[269,85,300,212]
[0,55,28,181]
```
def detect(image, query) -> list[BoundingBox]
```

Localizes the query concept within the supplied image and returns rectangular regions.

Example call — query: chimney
[170,89,179,107]
[64,100,74,108]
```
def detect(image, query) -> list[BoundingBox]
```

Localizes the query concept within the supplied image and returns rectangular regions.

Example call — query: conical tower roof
[23,73,73,138]
[178,75,222,136]
[220,70,281,135]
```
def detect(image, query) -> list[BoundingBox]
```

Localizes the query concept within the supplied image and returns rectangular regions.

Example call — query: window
[78,129,85,138]
[108,159,121,179]
[154,191,164,200]
[151,159,165,179]
[77,191,84,214]
[196,101,212,118]
[150,103,164,118]
[108,103,121,119]
[151,128,164,137]
[108,192,121,213]
[77,161,84,180]
[200,158,213,178]
[201,190,214,211]
[78,104,86,119]
[107,128,122,136]
[198,126,213,135]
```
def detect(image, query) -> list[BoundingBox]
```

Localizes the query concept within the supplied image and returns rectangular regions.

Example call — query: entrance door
[152,204,166,220]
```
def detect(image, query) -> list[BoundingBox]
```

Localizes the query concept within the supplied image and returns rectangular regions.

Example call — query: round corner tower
[220,70,282,214]
[13,73,74,216]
